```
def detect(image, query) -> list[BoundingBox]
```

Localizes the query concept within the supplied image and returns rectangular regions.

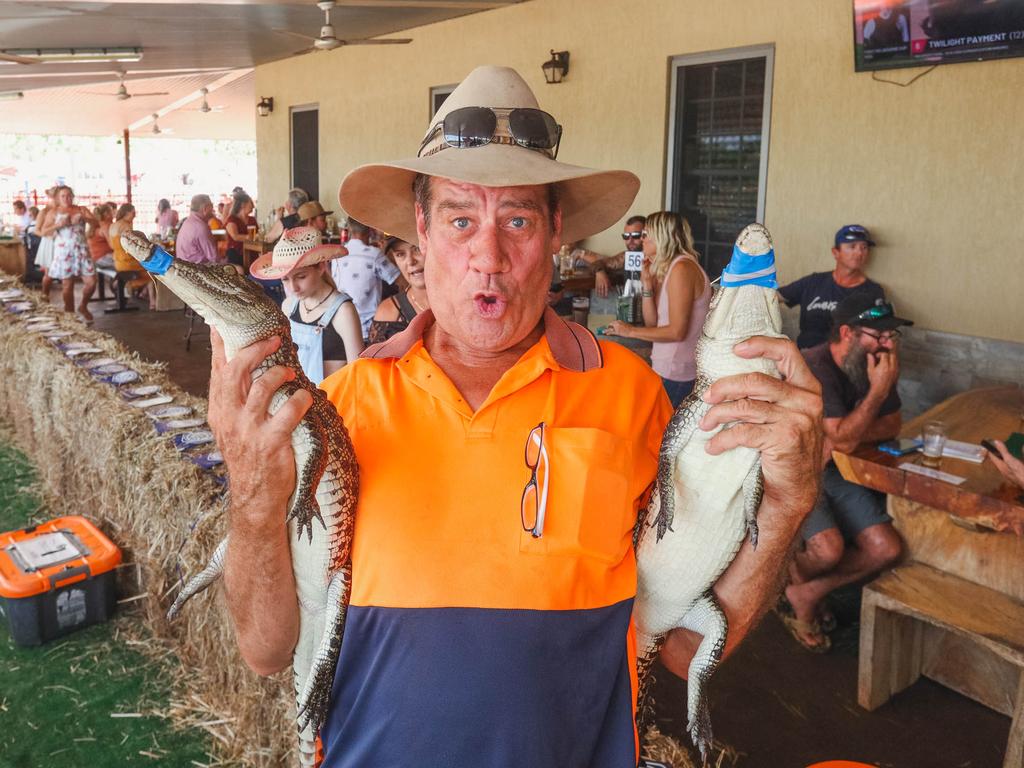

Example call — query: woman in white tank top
[605,211,711,407]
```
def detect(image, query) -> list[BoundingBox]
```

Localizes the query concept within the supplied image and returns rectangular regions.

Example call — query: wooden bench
[93,266,139,313]
[859,563,1024,768]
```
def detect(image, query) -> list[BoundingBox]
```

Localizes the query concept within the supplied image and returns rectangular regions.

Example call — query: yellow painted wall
[256,0,1024,342]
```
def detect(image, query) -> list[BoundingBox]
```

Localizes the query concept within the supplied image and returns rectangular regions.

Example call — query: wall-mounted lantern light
[542,50,570,84]
[257,96,274,117]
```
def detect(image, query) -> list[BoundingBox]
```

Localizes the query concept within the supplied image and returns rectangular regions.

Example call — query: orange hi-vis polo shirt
[318,308,673,768]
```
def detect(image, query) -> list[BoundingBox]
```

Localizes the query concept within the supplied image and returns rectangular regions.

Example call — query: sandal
[819,605,838,634]
[775,593,795,618]
[778,612,832,653]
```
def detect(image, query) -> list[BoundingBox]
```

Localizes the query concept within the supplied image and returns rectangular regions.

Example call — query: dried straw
[0,275,294,766]
[642,725,742,768]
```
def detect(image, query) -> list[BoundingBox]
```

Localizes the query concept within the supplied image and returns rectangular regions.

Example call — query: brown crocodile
[120,231,358,767]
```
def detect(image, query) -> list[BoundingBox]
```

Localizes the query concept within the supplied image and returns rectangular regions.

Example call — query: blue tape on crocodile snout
[720,247,777,288]
[140,244,173,275]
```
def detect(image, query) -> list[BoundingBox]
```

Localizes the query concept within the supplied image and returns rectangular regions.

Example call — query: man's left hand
[699,336,824,519]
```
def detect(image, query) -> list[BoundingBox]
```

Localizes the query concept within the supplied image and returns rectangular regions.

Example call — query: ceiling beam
[128,67,251,131]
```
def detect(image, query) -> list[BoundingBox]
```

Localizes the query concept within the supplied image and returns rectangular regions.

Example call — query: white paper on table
[915,435,987,463]
[898,461,968,485]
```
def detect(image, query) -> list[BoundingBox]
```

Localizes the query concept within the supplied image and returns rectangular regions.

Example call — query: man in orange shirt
[208,66,822,766]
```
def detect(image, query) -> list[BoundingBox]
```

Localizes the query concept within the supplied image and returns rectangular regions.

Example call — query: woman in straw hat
[250,226,363,385]
[209,66,823,767]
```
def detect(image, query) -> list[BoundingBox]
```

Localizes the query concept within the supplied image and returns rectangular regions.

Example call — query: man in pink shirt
[176,194,222,265]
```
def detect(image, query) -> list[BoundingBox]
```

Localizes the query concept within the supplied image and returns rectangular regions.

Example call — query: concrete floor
[57,286,1013,768]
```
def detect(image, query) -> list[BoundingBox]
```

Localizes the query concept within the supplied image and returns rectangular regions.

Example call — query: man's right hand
[594,269,611,298]
[208,329,313,525]
[867,349,899,395]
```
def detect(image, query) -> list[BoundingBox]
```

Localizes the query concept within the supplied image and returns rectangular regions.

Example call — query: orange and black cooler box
[0,515,121,646]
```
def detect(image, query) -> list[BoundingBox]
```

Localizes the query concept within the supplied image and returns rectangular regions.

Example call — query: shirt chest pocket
[519,426,635,564]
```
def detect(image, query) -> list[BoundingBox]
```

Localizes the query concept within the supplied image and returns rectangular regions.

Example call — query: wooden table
[559,272,596,294]
[0,239,26,277]
[241,238,272,272]
[836,386,1024,760]
[834,386,1024,538]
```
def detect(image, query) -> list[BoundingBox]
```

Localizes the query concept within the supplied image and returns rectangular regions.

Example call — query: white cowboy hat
[249,226,346,280]
[338,65,640,245]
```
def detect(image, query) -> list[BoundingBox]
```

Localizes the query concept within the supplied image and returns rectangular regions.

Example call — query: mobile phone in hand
[980,439,1000,456]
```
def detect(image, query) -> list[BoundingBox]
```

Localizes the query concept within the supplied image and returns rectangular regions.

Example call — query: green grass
[0,441,218,768]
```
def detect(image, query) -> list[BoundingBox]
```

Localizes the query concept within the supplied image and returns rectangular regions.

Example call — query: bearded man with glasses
[207,66,823,767]
[574,214,646,297]
[781,294,913,653]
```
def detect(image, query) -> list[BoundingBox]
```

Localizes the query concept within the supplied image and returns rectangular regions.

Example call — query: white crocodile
[121,232,358,768]
[633,223,785,761]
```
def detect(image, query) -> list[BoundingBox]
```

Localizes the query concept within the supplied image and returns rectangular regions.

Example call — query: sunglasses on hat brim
[418,106,563,160]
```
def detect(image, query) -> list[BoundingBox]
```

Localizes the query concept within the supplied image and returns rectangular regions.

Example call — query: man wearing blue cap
[778,224,886,348]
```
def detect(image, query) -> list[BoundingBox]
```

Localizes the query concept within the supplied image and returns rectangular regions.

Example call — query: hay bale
[643,725,742,768]
[0,275,294,766]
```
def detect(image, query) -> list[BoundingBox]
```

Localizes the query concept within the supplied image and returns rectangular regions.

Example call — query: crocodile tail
[296,566,351,734]
[634,639,665,756]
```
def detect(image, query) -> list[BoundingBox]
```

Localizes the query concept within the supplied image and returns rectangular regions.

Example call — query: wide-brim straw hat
[338,65,640,245]
[298,200,332,221]
[249,226,346,280]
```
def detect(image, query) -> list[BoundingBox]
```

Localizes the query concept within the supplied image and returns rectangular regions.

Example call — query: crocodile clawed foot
[746,518,759,548]
[288,499,326,542]
[687,693,713,765]
[297,684,332,734]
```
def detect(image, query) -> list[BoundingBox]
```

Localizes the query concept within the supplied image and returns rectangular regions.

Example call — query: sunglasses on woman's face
[419,106,563,159]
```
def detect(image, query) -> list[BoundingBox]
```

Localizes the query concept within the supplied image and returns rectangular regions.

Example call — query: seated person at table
[778,225,886,349]
[177,194,225,266]
[575,214,646,297]
[12,200,33,234]
[265,187,309,243]
[782,294,913,652]
[297,201,331,236]
[109,203,155,310]
[329,217,402,340]
[87,204,114,268]
[224,192,254,267]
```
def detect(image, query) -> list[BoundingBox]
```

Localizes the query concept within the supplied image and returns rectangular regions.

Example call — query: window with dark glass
[670,57,767,278]
[291,106,319,199]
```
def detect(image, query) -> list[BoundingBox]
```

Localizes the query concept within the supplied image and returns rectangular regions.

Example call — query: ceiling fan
[274,0,412,55]
[149,114,173,135]
[184,87,224,113]
[84,74,169,101]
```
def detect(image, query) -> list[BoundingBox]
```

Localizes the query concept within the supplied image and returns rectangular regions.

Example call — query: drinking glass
[921,421,946,468]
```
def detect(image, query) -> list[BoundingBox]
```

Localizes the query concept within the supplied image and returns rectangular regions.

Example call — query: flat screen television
[854,0,1024,71]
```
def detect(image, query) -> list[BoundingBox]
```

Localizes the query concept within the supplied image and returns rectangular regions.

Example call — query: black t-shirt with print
[778,271,885,349]
[802,342,901,420]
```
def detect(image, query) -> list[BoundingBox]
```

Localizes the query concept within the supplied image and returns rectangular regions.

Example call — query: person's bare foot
[77,306,93,324]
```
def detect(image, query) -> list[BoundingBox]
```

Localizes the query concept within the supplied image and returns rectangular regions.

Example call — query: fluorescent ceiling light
[0,90,24,100]
[0,48,144,64]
